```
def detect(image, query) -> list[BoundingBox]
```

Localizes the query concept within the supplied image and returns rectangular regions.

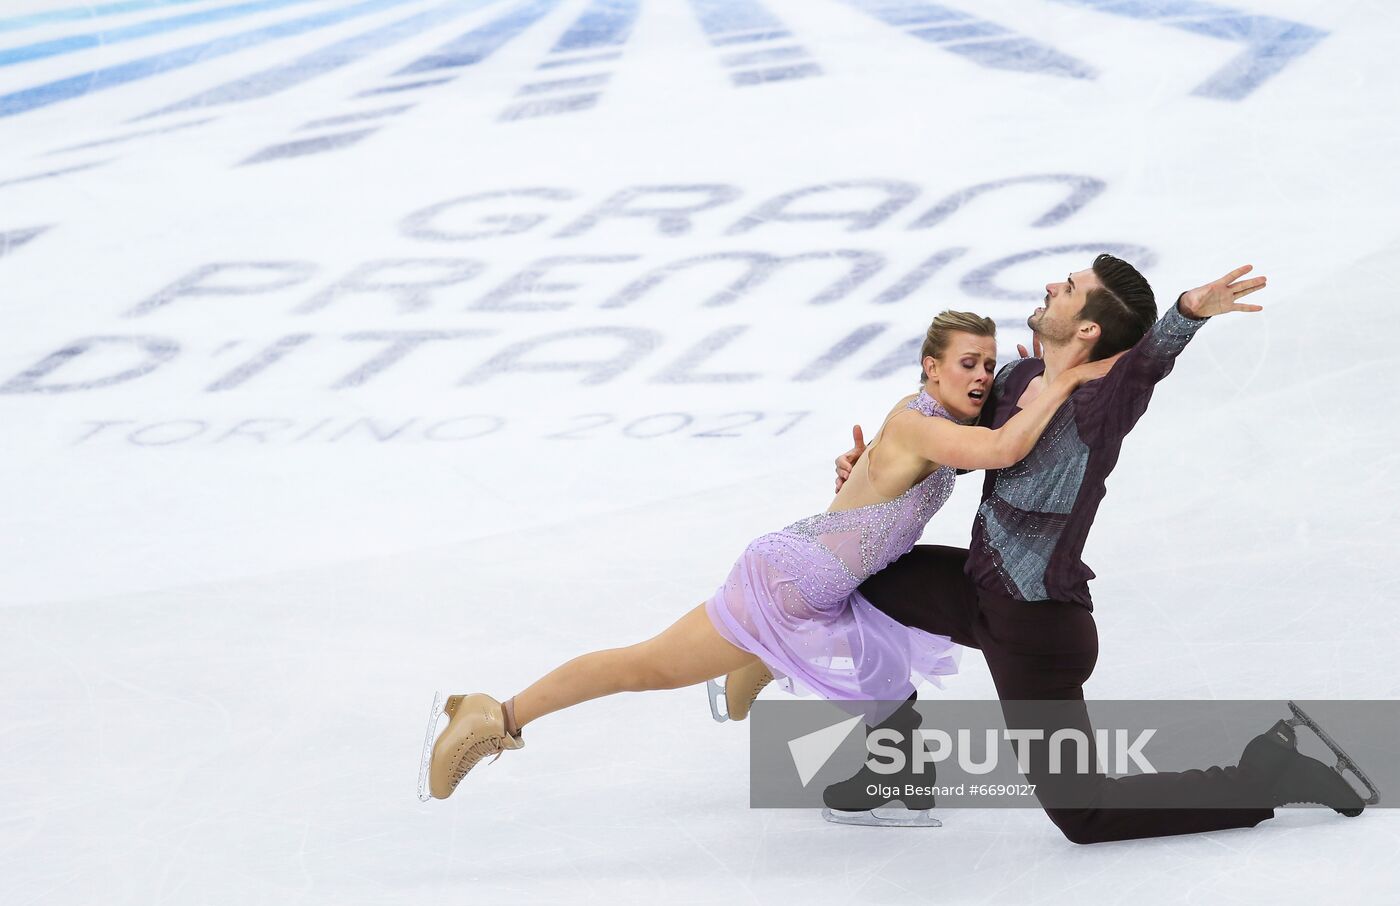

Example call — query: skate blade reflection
[822,806,942,828]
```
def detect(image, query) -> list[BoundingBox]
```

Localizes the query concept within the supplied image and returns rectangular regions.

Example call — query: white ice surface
[2,0,1398,902]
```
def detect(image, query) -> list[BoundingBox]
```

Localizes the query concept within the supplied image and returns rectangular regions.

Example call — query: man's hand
[834,425,866,493]
[1016,333,1043,359]
[1179,264,1267,319]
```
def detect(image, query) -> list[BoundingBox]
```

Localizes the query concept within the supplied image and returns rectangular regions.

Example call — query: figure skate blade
[706,678,729,723]
[416,691,445,802]
[1286,701,1380,806]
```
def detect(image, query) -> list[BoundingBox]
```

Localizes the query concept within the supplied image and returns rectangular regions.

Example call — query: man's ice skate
[1238,700,1379,815]
[820,696,940,827]
[821,768,941,828]
[416,691,523,802]
[705,660,773,722]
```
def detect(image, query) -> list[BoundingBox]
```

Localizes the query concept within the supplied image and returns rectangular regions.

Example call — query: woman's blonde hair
[918,310,996,383]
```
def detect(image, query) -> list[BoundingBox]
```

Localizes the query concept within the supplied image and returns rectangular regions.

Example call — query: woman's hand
[1064,351,1124,387]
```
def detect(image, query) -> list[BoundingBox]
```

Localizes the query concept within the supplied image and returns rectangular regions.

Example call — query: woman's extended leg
[511,604,758,729]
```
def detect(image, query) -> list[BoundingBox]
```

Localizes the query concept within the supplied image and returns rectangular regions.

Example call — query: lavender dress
[705,390,961,707]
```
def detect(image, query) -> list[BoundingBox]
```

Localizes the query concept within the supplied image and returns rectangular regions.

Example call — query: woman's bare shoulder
[871,394,926,454]
[880,393,921,429]
[888,393,918,415]
[867,393,945,488]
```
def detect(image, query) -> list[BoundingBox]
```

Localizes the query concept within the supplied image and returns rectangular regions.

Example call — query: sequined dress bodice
[703,389,964,706]
[763,391,958,603]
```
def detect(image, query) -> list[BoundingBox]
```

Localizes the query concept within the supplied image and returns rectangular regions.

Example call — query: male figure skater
[829,256,1372,841]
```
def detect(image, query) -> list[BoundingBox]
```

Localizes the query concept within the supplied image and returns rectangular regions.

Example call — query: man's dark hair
[1078,253,1157,360]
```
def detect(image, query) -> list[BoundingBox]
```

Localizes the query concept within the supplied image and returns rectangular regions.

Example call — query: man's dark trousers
[859,545,1275,844]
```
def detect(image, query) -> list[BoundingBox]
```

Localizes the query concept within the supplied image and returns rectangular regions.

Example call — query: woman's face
[925,332,997,421]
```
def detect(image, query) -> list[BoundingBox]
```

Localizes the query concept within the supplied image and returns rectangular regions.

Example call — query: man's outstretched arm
[1087,264,1266,441]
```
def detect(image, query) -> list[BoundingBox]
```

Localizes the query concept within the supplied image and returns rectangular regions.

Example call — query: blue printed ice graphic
[688,0,822,86]
[553,0,640,53]
[0,0,418,118]
[398,0,563,74]
[1049,0,1328,100]
[841,0,1096,80]
[500,0,640,120]
[0,225,50,257]
[690,0,789,40]
[0,0,326,68]
[0,0,1333,123]
[144,0,505,118]
[0,0,215,35]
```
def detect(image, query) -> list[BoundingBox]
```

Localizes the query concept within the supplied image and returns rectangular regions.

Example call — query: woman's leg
[511,603,758,729]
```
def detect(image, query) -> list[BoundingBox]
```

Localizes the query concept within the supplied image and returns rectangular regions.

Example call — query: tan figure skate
[706,660,774,722]
[416,692,523,801]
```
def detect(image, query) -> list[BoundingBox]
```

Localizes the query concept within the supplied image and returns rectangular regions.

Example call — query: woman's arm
[899,358,1118,471]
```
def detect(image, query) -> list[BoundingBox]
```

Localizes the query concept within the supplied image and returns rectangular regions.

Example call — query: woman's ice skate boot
[416,692,523,801]
[706,661,774,722]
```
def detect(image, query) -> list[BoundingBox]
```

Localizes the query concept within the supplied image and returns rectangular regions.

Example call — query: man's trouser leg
[860,547,1274,844]
[974,591,1275,844]
[857,545,981,647]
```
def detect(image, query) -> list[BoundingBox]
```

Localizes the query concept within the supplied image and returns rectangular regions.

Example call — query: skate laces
[450,735,511,784]
[747,674,772,706]
[448,739,504,784]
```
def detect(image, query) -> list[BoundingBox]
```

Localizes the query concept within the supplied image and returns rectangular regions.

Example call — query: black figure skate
[821,698,941,828]
[1240,701,1380,815]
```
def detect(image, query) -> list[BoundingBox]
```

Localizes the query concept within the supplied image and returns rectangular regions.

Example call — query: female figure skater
[418,311,1117,802]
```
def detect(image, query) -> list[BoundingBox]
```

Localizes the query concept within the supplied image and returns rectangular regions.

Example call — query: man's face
[1027,267,1102,343]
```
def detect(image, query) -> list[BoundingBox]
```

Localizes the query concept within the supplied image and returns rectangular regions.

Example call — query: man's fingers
[1219,264,1253,284]
[1231,302,1265,312]
[852,425,866,449]
[1226,274,1271,292]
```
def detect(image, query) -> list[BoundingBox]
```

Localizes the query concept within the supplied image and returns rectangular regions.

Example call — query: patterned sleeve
[1079,298,1206,444]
